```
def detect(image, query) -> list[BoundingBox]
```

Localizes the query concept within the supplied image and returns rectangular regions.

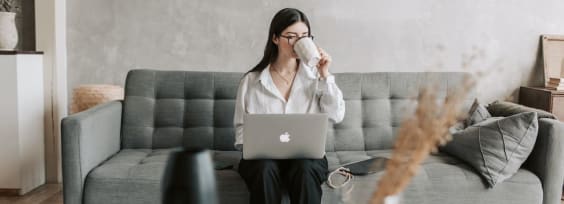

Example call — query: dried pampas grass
[370,76,475,204]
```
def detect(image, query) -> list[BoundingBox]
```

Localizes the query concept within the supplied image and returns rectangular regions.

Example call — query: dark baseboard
[0,188,20,196]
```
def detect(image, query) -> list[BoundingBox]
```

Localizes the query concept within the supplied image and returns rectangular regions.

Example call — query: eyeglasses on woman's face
[279,34,314,45]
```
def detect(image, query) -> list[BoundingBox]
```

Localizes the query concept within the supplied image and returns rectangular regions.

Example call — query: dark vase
[162,148,218,204]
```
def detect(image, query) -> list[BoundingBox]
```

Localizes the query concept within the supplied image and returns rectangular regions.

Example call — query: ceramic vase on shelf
[0,11,17,50]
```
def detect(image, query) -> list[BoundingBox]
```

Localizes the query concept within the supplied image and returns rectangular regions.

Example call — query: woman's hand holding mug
[293,37,332,79]
[316,48,331,79]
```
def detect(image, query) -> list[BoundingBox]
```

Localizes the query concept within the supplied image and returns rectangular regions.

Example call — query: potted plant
[0,0,18,50]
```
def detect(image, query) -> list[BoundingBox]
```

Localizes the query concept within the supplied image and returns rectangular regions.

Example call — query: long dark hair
[247,8,311,73]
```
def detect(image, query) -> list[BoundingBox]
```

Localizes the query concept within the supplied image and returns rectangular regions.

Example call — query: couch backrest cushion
[327,72,474,151]
[122,70,243,150]
[122,70,474,151]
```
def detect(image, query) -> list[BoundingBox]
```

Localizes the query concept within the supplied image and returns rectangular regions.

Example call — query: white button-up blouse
[233,62,346,150]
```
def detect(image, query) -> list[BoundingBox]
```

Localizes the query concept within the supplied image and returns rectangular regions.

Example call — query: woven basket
[71,84,124,114]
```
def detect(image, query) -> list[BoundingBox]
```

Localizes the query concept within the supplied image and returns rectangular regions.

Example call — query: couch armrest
[61,101,123,204]
[523,118,564,204]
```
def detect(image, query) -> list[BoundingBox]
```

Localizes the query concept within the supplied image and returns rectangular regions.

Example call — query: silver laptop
[243,114,328,160]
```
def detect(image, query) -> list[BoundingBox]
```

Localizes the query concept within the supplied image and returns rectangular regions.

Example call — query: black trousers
[238,157,328,204]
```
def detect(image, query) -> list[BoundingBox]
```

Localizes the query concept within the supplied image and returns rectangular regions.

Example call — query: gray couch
[62,70,564,204]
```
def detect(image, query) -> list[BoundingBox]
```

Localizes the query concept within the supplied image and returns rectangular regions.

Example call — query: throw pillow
[441,112,539,187]
[465,99,492,127]
[487,100,557,119]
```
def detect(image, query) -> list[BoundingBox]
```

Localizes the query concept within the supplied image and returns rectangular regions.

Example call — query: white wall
[66,0,564,102]
[36,0,67,183]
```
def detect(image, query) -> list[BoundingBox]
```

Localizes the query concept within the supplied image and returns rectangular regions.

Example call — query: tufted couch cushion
[122,71,243,150]
[121,70,476,152]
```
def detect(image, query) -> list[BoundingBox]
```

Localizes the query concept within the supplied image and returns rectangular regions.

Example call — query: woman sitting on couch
[233,8,346,204]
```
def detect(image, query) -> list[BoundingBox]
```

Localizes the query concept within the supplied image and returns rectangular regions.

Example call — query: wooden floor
[0,184,562,204]
[0,184,62,204]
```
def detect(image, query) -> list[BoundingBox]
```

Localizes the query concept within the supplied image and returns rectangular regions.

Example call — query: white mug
[293,37,321,67]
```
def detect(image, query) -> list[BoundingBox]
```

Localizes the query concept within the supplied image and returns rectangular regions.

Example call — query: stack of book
[546,77,564,90]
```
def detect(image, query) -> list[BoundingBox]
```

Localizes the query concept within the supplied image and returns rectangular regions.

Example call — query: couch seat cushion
[84,149,541,204]
[323,151,542,204]
[83,149,248,204]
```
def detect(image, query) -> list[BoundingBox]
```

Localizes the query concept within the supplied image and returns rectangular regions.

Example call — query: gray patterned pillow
[442,112,539,187]
[465,99,492,127]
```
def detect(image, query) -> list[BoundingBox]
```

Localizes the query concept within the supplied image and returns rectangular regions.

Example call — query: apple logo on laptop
[279,132,291,143]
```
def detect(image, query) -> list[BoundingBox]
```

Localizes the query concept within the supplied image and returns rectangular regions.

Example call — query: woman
[233,8,345,204]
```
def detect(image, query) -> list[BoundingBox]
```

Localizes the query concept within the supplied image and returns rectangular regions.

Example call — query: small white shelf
[0,51,45,195]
